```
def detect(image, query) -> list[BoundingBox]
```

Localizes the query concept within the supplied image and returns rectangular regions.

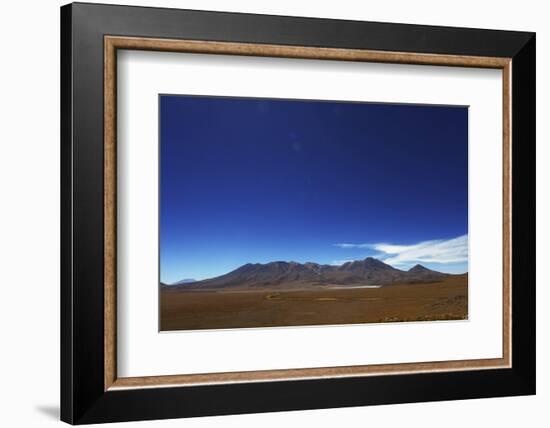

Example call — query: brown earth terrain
[160,274,468,331]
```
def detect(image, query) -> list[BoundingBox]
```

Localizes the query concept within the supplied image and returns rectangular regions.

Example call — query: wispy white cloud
[334,243,371,249]
[334,235,468,266]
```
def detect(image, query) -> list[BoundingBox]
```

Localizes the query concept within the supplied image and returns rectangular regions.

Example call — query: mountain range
[172,278,197,285]
[164,257,453,290]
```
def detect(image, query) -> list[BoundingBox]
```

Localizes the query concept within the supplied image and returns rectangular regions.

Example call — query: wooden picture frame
[61,2,535,424]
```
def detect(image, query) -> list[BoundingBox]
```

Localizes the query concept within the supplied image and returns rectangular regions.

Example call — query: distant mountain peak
[171,278,197,285]
[363,257,392,266]
[408,264,430,273]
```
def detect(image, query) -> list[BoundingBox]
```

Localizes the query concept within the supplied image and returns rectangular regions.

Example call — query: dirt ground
[160,275,468,331]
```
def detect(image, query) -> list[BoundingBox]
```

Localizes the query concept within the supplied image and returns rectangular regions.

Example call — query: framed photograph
[61,2,535,424]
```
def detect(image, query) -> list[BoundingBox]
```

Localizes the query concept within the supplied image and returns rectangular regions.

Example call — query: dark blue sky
[160,95,468,283]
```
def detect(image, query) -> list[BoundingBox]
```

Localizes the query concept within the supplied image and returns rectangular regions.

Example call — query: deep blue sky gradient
[160,95,468,283]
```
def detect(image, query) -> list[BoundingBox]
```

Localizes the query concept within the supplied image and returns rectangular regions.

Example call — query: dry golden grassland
[160,274,467,331]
